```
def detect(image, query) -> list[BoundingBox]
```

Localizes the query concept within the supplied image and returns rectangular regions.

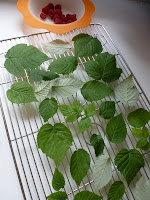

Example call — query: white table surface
[0,0,150,199]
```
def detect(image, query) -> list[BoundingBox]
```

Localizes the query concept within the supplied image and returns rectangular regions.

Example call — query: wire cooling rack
[0,24,150,200]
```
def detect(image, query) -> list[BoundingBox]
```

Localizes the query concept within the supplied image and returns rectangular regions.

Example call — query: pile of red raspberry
[40,3,77,24]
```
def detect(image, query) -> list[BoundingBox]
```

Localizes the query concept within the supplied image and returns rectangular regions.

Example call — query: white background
[0,0,150,199]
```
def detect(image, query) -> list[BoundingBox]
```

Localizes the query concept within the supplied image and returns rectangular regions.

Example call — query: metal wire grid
[0,24,149,200]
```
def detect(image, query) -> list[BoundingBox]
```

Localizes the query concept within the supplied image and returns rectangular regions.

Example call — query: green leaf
[84,60,103,80]
[132,127,149,139]
[59,101,82,122]
[34,81,51,101]
[99,101,115,119]
[51,77,84,98]
[107,181,125,200]
[5,44,50,76]
[92,155,112,190]
[90,134,104,157]
[84,103,96,118]
[85,53,122,82]
[70,149,90,186]
[106,114,127,143]
[132,128,143,138]
[47,191,67,200]
[4,58,25,77]
[96,52,122,82]
[140,143,150,151]
[7,81,38,104]
[78,117,91,133]
[114,75,139,107]
[74,191,102,200]
[136,138,148,148]
[39,98,58,122]
[142,126,149,138]
[81,80,113,102]
[49,56,78,75]
[135,176,150,200]
[37,124,73,166]
[72,33,102,57]
[127,108,150,128]
[52,168,65,191]
[114,148,145,185]
[28,69,59,82]
[42,39,72,54]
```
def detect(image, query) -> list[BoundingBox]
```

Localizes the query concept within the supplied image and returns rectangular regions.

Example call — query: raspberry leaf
[59,101,82,122]
[74,191,103,200]
[84,103,96,118]
[42,39,72,55]
[5,44,50,76]
[85,53,122,82]
[85,60,103,80]
[81,80,113,102]
[90,134,104,157]
[35,81,51,101]
[99,101,115,119]
[127,108,150,128]
[132,128,143,138]
[136,138,148,149]
[132,127,149,139]
[78,117,91,133]
[52,168,65,191]
[140,143,150,151]
[50,77,84,98]
[95,53,122,82]
[106,114,127,143]
[70,149,90,186]
[47,191,67,200]
[114,148,145,185]
[92,155,112,190]
[142,126,149,138]
[37,124,73,166]
[72,33,102,57]
[114,75,139,107]
[28,69,59,82]
[135,176,150,200]
[39,98,58,122]
[107,181,125,200]
[49,56,78,75]
[7,81,38,104]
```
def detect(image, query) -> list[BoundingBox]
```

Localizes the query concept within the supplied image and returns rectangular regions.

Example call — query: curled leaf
[42,39,72,54]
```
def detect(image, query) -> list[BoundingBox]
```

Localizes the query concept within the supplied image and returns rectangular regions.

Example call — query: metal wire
[0,24,149,200]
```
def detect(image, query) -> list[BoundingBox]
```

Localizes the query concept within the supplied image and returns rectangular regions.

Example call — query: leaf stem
[67,168,118,196]
[143,150,150,156]
[91,122,103,129]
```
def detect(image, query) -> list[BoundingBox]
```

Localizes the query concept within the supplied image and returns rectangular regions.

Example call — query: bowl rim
[17,0,95,34]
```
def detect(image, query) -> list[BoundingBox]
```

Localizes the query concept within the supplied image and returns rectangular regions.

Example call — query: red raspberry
[60,15,68,23]
[63,17,68,22]
[70,14,77,21]
[68,19,74,23]
[42,6,49,15]
[54,18,62,24]
[66,14,71,19]
[62,21,67,24]
[61,15,68,22]
[48,9,55,18]
[53,14,60,21]
[55,4,61,10]
[55,9,62,16]
[47,3,54,10]
[40,12,47,20]
[60,14,65,20]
